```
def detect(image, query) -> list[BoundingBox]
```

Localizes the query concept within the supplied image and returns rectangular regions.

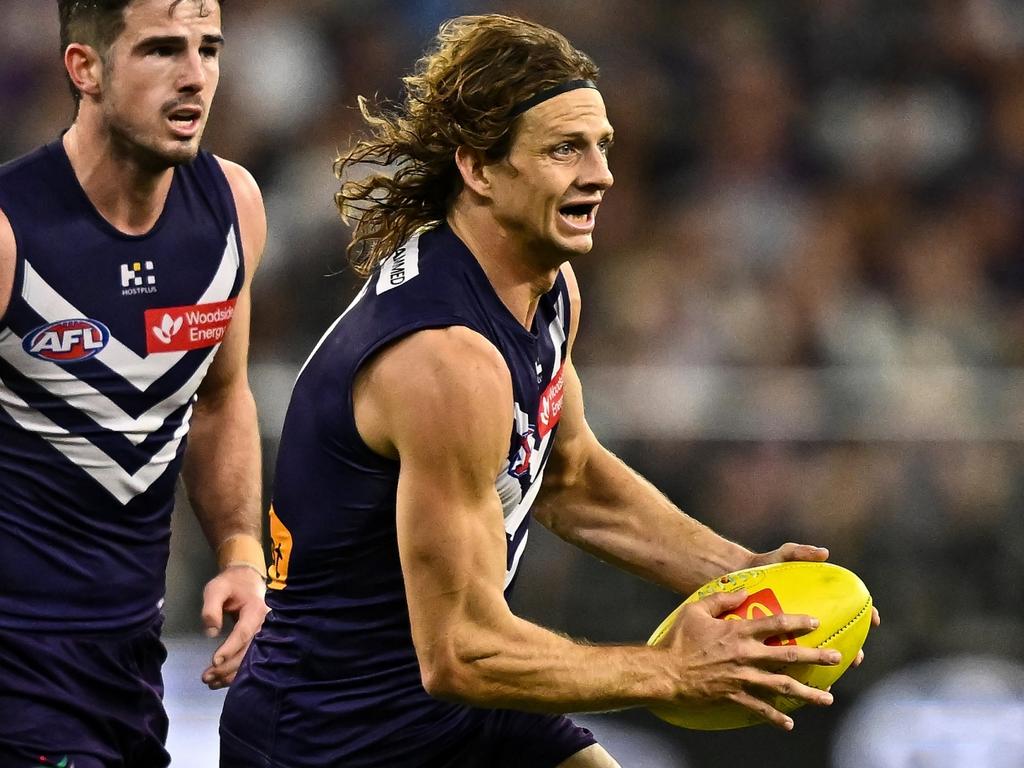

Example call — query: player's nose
[178,49,208,92]
[579,145,613,190]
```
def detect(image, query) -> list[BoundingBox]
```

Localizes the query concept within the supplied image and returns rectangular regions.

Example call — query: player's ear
[65,43,105,101]
[454,145,492,199]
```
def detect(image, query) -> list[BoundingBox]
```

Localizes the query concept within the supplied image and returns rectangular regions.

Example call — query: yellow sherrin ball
[647,561,873,730]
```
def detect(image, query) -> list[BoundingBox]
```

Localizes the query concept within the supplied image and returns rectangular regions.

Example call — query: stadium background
[3,1,1024,765]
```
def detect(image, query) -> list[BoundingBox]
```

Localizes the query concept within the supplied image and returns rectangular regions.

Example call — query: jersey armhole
[0,207,25,330]
[553,269,573,341]
[204,154,246,291]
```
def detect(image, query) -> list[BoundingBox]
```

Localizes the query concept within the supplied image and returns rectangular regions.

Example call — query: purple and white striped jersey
[0,140,244,634]
[227,223,571,766]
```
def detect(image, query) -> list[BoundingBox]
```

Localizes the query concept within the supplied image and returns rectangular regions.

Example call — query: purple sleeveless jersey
[221,224,595,767]
[0,140,244,634]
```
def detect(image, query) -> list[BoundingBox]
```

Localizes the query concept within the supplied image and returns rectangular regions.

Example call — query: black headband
[509,79,599,118]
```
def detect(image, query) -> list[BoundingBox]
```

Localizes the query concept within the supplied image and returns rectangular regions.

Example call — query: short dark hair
[58,0,222,105]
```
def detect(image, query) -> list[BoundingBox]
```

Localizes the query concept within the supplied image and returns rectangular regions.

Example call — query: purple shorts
[0,617,169,768]
[220,706,596,768]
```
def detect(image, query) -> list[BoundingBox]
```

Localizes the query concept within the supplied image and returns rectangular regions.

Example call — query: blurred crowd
[3,1,1023,764]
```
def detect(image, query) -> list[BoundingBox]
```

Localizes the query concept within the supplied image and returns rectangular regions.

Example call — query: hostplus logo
[120,261,157,296]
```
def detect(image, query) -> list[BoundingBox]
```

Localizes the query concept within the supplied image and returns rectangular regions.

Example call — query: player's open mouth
[558,201,599,232]
[167,107,202,137]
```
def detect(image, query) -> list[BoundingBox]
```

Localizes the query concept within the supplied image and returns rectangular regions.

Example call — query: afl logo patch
[23,318,110,362]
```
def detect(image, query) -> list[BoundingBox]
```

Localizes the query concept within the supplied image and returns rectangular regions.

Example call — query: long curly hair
[334,14,599,277]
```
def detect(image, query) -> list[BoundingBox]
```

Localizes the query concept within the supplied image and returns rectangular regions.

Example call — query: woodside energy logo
[145,299,237,353]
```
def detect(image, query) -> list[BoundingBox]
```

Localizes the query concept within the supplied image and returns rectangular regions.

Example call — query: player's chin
[138,141,200,170]
[154,130,204,165]
[552,231,595,256]
[165,139,202,165]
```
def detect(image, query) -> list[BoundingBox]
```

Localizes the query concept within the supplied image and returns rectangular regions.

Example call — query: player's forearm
[534,444,751,595]
[182,382,263,553]
[424,612,681,713]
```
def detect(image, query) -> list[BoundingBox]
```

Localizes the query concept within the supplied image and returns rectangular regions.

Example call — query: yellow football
[647,561,873,730]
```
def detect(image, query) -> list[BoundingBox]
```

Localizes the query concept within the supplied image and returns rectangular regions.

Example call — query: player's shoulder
[0,206,16,319]
[558,261,581,305]
[360,324,513,460]
[0,146,55,312]
[367,225,480,307]
[557,262,581,344]
[369,325,511,408]
[0,144,54,197]
[381,325,507,383]
[213,156,264,210]
[0,144,50,175]
[213,155,267,266]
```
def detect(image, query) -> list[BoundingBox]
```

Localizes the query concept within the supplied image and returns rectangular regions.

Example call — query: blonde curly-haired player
[220,14,864,768]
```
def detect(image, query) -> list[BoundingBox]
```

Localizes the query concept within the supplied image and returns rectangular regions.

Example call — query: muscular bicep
[396,444,509,636]
[355,327,518,682]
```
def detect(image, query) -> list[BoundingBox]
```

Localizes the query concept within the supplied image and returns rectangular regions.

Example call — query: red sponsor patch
[537,363,566,438]
[145,299,236,353]
[721,588,797,646]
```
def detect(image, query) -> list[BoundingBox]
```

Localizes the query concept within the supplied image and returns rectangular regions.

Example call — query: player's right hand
[199,565,269,690]
[659,589,841,730]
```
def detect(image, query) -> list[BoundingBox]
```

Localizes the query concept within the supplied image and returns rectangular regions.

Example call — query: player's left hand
[199,565,269,690]
[747,542,881,668]
[747,542,830,568]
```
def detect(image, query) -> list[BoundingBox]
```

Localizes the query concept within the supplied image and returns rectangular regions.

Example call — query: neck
[63,117,175,236]
[447,202,561,330]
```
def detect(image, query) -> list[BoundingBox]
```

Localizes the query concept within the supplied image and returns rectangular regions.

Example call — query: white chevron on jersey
[494,297,569,588]
[523,304,567,480]
[549,294,567,371]
[0,328,216,446]
[0,227,238,502]
[504,465,545,533]
[0,385,193,505]
[497,466,544,593]
[19,227,239,389]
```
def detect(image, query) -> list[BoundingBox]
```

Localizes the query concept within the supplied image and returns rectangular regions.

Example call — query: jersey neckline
[431,223,551,344]
[47,137,179,242]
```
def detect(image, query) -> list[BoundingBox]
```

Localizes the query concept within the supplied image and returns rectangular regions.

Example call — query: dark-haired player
[0,2,267,766]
